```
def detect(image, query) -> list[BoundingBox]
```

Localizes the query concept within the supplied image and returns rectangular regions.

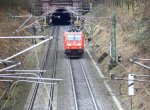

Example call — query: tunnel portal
[51,9,72,25]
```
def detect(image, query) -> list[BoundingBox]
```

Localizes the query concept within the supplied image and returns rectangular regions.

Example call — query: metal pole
[0,62,21,72]
[132,74,150,77]
[12,15,49,18]
[0,80,13,82]
[69,9,110,31]
[90,2,93,39]
[109,12,117,69]
[10,80,57,90]
[16,15,32,32]
[0,73,43,77]
[86,17,111,19]
[0,60,14,63]
[13,80,56,85]
[137,58,150,61]
[17,10,54,32]
[113,77,150,83]
[130,96,133,110]
[5,70,46,73]
[12,15,32,18]
[32,1,36,44]
[80,0,83,29]
[40,18,44,32]
[0,36,47,39]
[130,59,150,70]
[2,37,53,62]
[0,76,62,81]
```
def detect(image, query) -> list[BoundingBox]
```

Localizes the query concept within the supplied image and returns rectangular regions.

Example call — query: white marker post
[128,74,134,110]
[128,74,134,95]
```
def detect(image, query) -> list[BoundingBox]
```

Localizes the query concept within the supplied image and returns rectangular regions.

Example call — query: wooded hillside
[0,0,32,10]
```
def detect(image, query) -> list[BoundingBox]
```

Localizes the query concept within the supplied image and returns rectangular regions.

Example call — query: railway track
[28,26,58,110]
[48,26,59,110]
[69,59,99,110]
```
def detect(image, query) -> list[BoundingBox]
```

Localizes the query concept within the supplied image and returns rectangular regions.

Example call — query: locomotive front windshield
[67,35,81,41]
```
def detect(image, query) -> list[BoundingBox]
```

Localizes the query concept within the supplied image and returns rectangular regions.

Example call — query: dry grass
[0,7,32,58]
[0,7,31,99]
[85,3,150,110]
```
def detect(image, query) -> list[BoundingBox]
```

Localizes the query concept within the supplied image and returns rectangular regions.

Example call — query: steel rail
[69,59,79,110]
[67,8,131,77]
[79,59,99,110]
[69,59,98,110]
[28,27,56,110]
[41,27,57,110]
[48,27,59,110]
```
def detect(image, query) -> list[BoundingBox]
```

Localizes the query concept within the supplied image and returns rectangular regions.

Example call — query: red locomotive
[64,28,85,56]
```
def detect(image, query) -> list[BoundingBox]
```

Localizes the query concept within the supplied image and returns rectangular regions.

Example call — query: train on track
[64,28,85,57]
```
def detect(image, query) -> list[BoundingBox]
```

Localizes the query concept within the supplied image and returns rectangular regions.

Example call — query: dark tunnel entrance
[51,9,71,25]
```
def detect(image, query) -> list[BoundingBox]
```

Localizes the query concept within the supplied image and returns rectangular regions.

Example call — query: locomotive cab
[64,29,84,56]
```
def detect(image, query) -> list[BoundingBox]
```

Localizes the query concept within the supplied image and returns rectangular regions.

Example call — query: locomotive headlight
[79,47,81,49]
[77,44,81,46]
[67,44,71,46]
[68,47,70,49]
